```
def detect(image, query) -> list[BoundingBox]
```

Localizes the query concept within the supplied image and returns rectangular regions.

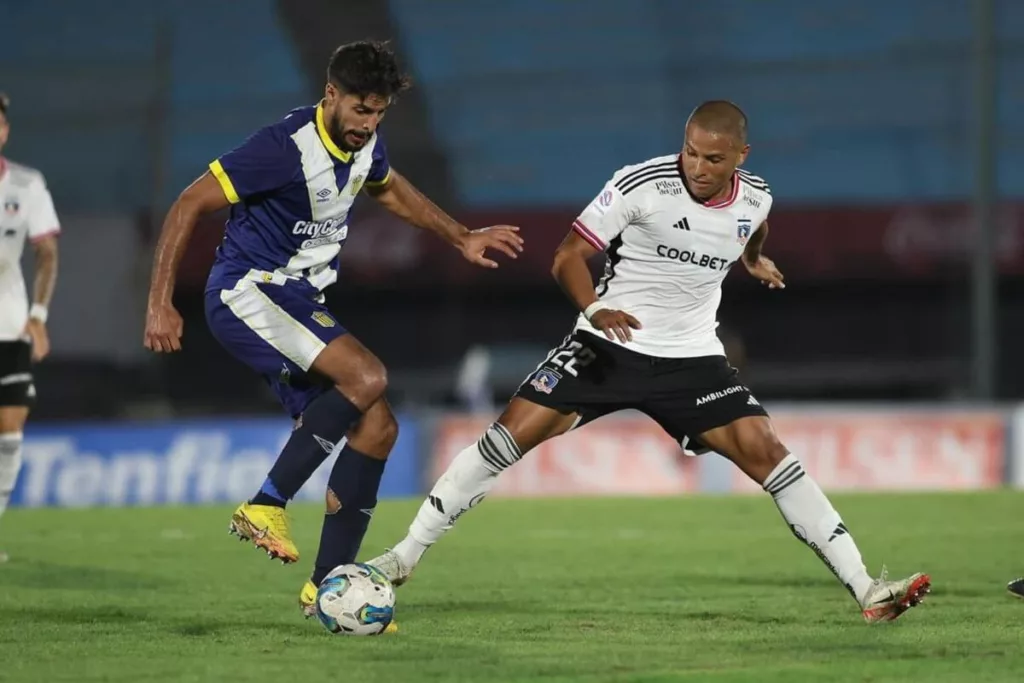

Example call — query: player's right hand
[457,225,524,268]
[144,301,184,352]
[590,309,642,343]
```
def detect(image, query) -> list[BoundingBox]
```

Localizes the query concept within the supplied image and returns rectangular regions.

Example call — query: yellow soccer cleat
[228,502,299,564]
[300,579,398,633]
[299,579,318,618]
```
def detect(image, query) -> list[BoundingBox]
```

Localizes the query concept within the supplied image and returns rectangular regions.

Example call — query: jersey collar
[316,103,353,163]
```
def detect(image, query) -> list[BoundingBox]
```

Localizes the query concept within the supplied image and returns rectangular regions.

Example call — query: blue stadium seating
[389,0,1022,205]
[2,0,306,210]
[2,1,1019,209]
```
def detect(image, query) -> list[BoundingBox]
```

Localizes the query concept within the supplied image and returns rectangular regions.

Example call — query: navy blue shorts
[205,274,347,418]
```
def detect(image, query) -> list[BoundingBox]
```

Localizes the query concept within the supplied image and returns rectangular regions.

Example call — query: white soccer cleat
[364,549,413,586]
[860,567,931,623]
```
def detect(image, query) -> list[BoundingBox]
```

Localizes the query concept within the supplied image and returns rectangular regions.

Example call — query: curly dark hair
[0,93,9,118]
[327,41,412,100]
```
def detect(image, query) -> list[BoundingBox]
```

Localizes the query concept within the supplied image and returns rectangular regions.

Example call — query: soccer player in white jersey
[0,93,60,563]
[368,101,931,623]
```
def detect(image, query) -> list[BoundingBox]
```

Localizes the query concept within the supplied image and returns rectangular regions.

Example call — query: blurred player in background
[368,101,931,624]
[0,93,61,563]
[143,41,522,619]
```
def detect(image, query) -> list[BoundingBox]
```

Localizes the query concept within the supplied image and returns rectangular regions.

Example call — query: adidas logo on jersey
[672,217,691,231]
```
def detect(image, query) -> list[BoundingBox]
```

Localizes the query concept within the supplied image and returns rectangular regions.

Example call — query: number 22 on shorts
[548,341,596,377]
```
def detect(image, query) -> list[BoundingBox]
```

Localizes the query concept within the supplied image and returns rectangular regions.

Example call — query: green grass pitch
[1,491,1022,682]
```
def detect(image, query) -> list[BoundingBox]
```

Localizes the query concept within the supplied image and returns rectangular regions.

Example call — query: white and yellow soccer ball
[315,563,396,636]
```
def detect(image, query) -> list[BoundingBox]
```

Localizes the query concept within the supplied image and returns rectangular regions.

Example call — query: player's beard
[342,129,370,151]
[329,117,370,152]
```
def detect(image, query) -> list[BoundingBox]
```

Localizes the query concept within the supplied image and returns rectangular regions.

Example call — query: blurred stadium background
[2,0,1022,507]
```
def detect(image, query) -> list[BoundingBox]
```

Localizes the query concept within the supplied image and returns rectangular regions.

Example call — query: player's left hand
[457,226,524,268]
[24,319,50,362]
[743,255,785,289]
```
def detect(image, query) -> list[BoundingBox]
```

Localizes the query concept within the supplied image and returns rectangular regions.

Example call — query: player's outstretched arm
[144,172,230,353]
[552,231,641,343]
[366,171,523,268]
[741,220,785,289]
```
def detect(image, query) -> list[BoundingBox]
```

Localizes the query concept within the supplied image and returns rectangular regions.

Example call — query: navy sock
[250,477,287,507]
[251,389,363,507]
[311,445,386,585]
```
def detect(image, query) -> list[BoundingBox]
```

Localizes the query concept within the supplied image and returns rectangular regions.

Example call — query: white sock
[0,432,24,519]
[763,454,874,603]
[393,422,522,568]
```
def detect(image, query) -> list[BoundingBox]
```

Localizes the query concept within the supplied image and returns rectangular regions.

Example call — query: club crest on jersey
[311,311,336,328]
[349,173,366,196]
[736,218,752,246]
[3,198,18,215]
[530,368,562,394]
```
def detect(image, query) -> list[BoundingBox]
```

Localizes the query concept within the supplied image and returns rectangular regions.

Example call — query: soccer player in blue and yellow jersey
[143,41,522,621]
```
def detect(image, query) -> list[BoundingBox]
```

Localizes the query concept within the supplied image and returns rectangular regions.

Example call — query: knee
[346,362,388,408]
[316,338,389,409]
[0,409,28,435]
[0,434,22,489]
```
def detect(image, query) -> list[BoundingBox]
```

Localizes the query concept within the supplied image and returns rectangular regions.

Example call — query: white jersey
[0,158,60,341]
[572,154,772,358]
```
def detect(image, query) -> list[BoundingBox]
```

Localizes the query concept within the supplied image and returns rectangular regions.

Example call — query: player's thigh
[698,416,789,485]
[206,283,384,410]
[309,334,387,409]
[507,331,639,452]
[346,397,399,460]
[642,355,770,458]
[0,341,35,430]
[494,397,581,454]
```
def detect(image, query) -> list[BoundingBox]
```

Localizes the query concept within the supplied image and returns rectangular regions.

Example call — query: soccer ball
[315,563,396,635]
